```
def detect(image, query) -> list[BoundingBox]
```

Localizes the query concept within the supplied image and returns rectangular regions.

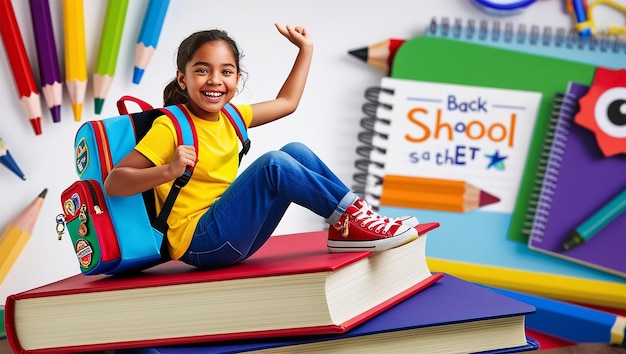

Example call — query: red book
[5,223,441,353]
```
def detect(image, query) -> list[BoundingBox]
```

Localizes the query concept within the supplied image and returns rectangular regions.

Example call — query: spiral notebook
[424,17,626,243]
[426,17,626,70]
[528,81,626,278]
[352,35,626,307]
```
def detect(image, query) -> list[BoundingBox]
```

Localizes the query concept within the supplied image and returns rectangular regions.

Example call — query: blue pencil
[485,286,626,347]
[133,0,169,84]
[0,137,26,180]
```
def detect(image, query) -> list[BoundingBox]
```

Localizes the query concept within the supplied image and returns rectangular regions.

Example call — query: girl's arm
[104,145,196,196]
[249,24,313,127]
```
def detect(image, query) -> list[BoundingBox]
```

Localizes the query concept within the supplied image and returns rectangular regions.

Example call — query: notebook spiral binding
[352,86,393,203]
[427,17,626,53]
[528,94,577,244]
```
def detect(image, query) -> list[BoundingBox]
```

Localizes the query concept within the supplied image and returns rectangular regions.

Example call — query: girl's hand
[170,145,196,178]
[274,23,313,50]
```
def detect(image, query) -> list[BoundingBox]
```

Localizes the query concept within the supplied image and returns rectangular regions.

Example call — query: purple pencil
[29,0,62,123]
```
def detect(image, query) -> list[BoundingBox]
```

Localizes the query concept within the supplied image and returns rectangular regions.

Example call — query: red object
[0,0,43,135]
[525,328,575,349]
[5,229,442,353]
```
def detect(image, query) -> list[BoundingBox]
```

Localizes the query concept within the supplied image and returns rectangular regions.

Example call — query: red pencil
[348,38,405,74]
[0,0,43,135]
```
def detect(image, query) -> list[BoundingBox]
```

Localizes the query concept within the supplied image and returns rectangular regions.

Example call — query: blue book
[120,275,538,353]
[485,286,626,347]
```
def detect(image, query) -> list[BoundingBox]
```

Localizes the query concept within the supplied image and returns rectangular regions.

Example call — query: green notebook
[360,36,626,307]
[391,36,596,244]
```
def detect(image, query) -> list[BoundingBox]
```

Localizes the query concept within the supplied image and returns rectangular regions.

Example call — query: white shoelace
[351,203,399,234]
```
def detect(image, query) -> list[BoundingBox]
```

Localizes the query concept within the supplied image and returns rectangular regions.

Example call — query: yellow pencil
[380,175,500,212]
[0,189,47,285]
[62,0,87,122]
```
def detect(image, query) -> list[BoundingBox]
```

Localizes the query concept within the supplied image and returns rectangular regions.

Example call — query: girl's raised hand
[170,145,196,178]
[274,23,313,49]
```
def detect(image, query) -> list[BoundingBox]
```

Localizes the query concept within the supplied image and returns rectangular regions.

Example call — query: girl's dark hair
[163,29,242,106]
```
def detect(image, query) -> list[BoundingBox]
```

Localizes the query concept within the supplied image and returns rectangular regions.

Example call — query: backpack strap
[151,104,198,237]
[221,103,251,163]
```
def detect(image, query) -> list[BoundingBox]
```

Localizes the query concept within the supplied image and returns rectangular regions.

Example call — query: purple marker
[29,0,62,123]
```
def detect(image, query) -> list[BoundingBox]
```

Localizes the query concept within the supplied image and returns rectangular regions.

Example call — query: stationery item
[355,35,626,308]
[0,137,26,180]
[4,228,441,353]
[0,189,47,286]
[425,17,626,70]
[486,286,626,347]
[0,0,43,135]
[470,0,538,16]
[528,81,626,279]
[571,0,592,37]
[426,258,626,309]
[0,305,5,340]
[28,0,63,123]
[62,0,88,122]
[133,0,170,84]
[93,0,130,114]
[347,38,405,74]
[121,275,538,354]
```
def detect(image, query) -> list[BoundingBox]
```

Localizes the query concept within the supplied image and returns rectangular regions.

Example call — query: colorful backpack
[59,96,250,275]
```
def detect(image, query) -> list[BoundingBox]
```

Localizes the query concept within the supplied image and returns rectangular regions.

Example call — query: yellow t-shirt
[135,104,253,260]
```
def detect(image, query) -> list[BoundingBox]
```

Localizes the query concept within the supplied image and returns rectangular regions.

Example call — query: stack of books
[4,224,538,353]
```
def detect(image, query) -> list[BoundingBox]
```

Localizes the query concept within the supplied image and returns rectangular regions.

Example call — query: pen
[571,0,592,37]
[563,187,626,250]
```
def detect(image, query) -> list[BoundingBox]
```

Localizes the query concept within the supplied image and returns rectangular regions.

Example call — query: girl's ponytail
[163,79,188,106]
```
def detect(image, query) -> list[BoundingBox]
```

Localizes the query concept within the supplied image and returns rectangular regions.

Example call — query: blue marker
[133,0,170,84]
[563,188,626,250]
[571,0,592,38]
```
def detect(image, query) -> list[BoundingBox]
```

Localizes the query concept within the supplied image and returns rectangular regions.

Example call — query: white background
[1,0,623,302]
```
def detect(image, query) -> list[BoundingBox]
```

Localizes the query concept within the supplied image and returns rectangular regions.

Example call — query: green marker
[93,0,129,114]
[563,188,626,250]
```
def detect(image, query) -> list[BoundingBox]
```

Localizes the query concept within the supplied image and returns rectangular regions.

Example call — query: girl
[104,24,420,270]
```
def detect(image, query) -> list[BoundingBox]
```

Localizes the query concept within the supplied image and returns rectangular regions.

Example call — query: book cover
[120,275,538,354]
[528,80,626,278]
[363,77,541,261]
[355,36,626,308]
[4,226,441,353]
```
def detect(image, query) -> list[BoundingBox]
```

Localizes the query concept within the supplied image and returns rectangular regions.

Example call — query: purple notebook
[528,82,626,278]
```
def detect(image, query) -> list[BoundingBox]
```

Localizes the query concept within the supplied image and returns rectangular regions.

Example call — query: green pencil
[93,0,129,114]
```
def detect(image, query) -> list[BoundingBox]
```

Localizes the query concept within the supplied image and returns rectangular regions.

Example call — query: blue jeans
[179,142,357,269]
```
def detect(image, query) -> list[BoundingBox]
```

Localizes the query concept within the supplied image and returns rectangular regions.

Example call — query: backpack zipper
[85,180,104,214]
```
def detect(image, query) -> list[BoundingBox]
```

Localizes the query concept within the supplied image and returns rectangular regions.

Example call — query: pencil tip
[72,103,83,122]
[30,117,42,135]
[94,98,105,115]
[132,67,145,84]
[479,190,500,207]
[348,47,368,62]
[39,188,48,199]
[51,105,62,123]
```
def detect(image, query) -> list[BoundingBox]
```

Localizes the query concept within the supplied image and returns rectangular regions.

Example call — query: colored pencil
[485,285,626,347]
[426,257,626,309]
[0,188,47,285]
[29,0,63,123]
[93,0,130,114]
[133,0,170,84]
[62,0,88,122]
[348,38,405,74]
[0,137,26,180]
[379,175,500,212]
[0,0,43,135]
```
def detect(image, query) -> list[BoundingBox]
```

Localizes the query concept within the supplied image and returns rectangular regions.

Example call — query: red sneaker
[328,198,419,252]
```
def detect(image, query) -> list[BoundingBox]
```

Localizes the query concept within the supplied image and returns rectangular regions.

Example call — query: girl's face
[177,40,240,121]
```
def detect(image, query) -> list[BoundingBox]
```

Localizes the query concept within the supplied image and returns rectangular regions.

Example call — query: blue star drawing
[485,150,508,170]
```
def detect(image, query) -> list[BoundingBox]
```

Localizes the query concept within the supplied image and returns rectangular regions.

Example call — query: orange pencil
[0,188,47,285]
[380,175,500,212]
[348,38,405,74]
[0,0,44,135]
